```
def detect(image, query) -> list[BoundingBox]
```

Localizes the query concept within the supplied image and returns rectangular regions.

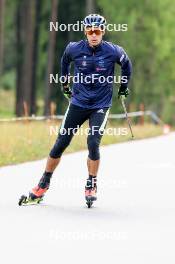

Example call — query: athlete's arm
[61,43,73,99]
[115,45,132,98]
[61,43,73,86]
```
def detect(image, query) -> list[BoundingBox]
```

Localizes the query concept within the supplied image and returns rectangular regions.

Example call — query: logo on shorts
[97,109,104,114]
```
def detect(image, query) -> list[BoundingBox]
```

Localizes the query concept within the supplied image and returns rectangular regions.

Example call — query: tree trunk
[16,1,25,116]
[86,0,95,14]
[31,0,41,115]
[44,0,58,116]
[0,0,5,76]
[22,0,35,115]
[15,0,36,116]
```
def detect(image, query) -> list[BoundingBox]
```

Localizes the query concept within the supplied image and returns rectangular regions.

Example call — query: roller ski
[85,175,97,208]
[18,172,51,206]
[85,186,97,208]
[18,194,43,206]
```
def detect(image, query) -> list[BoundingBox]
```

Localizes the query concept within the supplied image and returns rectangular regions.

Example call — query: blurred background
[0,0,174,120]
[0,0,174,166]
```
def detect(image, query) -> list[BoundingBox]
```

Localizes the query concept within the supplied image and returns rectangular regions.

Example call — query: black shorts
[49,103,110,160]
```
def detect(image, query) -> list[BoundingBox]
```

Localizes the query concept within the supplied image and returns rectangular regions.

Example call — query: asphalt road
[0,133,175,264]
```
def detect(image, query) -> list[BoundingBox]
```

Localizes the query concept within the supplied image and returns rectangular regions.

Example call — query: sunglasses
[85,29,103,36]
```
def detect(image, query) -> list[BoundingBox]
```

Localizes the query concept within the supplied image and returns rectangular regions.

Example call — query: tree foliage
[0,0,174,123]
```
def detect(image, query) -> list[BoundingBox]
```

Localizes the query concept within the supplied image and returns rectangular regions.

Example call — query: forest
[0,0,174,124]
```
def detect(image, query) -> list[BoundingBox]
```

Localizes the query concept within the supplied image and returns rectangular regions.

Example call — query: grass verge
[0,120,165,167]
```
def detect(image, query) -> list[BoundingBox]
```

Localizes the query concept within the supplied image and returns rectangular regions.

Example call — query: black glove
[118,86,129,99]
[62,85,72,100]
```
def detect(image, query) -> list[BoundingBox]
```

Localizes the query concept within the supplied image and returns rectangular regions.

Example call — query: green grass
[0,120,164,167]
[0,89,15,118]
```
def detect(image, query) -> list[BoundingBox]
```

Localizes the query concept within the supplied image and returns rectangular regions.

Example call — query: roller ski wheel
[86,198,93,208]
[18,195,27,206]
[18,194,43,206]
[85,187,97,208]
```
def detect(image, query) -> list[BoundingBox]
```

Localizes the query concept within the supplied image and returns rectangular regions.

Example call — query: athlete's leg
[45,156,61,173]
[87,157,100,177]
[48,104,89,170]
[87,107,109,174]
[30,104,89,199]
[85,107,109,197]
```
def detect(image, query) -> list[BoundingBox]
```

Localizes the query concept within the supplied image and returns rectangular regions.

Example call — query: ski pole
[120,97,134,139]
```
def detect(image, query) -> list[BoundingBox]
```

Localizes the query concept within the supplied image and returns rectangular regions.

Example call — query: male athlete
[20,14,132,205]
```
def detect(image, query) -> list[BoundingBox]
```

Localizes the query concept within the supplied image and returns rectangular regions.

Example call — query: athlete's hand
[62,85,72,100]
[118,86,129,100]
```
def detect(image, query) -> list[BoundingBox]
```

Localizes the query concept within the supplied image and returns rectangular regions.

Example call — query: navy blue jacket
[61,40,132,109]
